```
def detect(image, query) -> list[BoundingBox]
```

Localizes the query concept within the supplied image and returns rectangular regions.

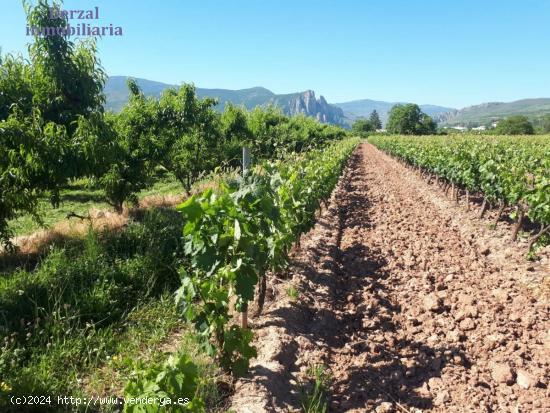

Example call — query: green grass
[299,364,332,413]
[0,209,223,412]
[286,285,299,301]
[8,175,183,237]
[0,170,239,411]
[84,298,222,412]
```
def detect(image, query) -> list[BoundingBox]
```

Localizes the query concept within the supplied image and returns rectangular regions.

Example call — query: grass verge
[0,208,223,412]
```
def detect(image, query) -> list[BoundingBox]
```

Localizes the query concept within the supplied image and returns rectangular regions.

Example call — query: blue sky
[1,0,549,108]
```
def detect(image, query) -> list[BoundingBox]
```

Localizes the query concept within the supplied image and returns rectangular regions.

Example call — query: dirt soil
[229,143,549,413]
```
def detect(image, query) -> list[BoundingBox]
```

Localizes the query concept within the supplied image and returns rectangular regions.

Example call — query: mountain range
[436,99,550,126]
[104,76,550,128]
[104,76,345,125]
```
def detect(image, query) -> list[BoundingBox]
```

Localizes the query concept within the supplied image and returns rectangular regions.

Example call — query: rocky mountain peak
[287,90,344,125]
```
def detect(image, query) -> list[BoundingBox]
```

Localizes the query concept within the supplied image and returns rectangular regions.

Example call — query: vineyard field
[370,134,550,249]
[2,1,550,411]
[229,142,549,412]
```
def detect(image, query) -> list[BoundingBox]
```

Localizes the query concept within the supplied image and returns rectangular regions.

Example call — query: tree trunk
[241,307,248,329]
[493,201,505,227]
[479,197,488,218]
[511,207,524,242]
[186,175,191,194]
[255,274,267,317]
[527,224,550,252]
[465,190,470,210]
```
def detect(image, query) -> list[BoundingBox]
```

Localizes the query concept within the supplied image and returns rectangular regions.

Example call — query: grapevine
[369,135,550,249]
[122,137,360,409]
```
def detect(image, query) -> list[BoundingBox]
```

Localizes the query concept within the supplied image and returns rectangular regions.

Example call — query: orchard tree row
[0,1,346,248]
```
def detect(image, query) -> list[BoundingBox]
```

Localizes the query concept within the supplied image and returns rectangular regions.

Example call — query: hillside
[333,98,454,125]
[105,77,550,128]
[438,98,550,126]
[104,76,345,125]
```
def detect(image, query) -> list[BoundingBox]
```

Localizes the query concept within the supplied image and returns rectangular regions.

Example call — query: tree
[0,54,33,121]
[494,115,534,135]
[536,114,550,133]
[0,0,107,246]
[386,104,436,135]
[351,119,375,136]
[219,104,251,167]
[247,106,287,158]
[101,80,155,212]
[25,1,106,133]
[155,84,220,191]
[418,113,437,135]
[0,109,69,247]
[369,110,382,130]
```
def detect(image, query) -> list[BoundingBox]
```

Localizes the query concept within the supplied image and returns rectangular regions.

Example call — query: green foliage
[0,209,183,336]
[220,104,252,167]
[0,109,70,247]
[155,84,221,191]
[0,0,107,246]
[247,107,345,159]
[351,118,375,136]
[99,80,158,211]
[0,54,33,121]
[0,209,188,402]
[1,13,346,241]
[247,106,288,157]
[176,138,359,379]
[369,110,382,130]
[286,285,299,301]
[119,138,357,409]
[386,103,436,135]
[299,364,332,413]
[495,115,534,135]
[25,0,106,130]
[538,114,550,133]
[369,134,550,230]
[124,352,205,412]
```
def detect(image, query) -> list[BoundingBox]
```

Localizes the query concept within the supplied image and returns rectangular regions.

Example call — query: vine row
[122,137,360,411]
[369,135,550,251]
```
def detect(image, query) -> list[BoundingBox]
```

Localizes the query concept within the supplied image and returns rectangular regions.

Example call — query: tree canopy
[540,114,550,133]
[386,104,436,135]
[494,115,534,135]
[369,110,382,130]
[0,1,347,247]
[351,119,375,136]
[0,0,107,247]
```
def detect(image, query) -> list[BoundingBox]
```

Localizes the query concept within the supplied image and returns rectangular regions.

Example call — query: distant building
[472,125,486,131]
[450,125,467,131]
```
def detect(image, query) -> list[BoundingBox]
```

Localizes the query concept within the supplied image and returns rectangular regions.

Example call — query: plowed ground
[230,143,549,413]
